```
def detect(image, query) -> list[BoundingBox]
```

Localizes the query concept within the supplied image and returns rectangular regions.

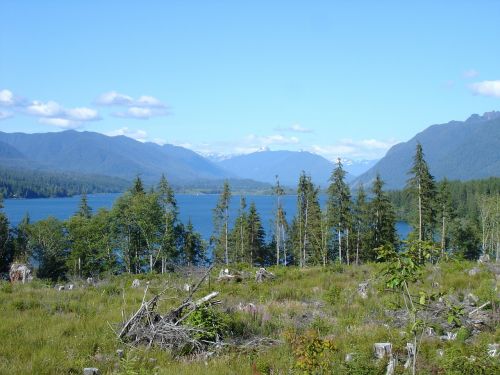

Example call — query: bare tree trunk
[276,217,280,266]
[224,207,229,266]
[346,228,350,266]
[281,223,287,266]
[441,212,446,257]
[338,227,342,263]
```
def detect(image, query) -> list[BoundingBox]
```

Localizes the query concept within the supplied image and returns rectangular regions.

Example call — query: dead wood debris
[118,265,222,355]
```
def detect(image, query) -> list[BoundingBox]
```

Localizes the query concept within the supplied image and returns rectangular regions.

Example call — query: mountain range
[0,131,374,190]
[1,110,498,194]
[353,111,500,190]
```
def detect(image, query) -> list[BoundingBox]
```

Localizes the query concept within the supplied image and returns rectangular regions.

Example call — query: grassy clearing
[0,262,499,374]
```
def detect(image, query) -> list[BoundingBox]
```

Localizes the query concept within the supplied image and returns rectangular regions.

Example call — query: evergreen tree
[76,192,92,218]
[367,174,397,260]
[0,196,11,272]
[131,176,145,195]
[292,172,323,266]
[212,181,231,265]
[247,201,266,265]
[327,159,352,263]
[353,184,369,264]
[182,219,206,266]
[436,179,454,257]
[231,196,248,263]
[407,143,437,244]
[158,175,181,272]
[273,176,288,265]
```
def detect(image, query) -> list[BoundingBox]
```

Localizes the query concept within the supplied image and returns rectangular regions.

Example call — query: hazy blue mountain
[353,111,500,190]
[0,141,25,159]
[0,130,232,184]
[216,150,336,187]
[343,159,379,177]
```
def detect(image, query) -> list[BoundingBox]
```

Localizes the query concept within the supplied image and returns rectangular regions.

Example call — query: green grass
[0,262,498,374]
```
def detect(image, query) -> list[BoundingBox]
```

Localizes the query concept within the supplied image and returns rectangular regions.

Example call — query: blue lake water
[3,193,411,240]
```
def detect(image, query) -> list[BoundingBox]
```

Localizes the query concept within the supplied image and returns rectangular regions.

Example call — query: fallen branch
[469,301,491,317]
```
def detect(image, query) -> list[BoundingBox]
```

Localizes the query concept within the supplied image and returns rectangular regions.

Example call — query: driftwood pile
[118,266,222,355]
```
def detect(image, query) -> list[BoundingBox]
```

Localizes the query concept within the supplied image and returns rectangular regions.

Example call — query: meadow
[1,261,499,375]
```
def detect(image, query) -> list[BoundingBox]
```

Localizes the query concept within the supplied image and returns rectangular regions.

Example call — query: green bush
[184,306,229,342]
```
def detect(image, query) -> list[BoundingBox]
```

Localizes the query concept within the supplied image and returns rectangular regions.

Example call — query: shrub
[184,306,229,342]
[284,329,337,374]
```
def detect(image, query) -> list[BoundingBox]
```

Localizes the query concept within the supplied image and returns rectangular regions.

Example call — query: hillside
[353,111,500,189]
[0,130,232,185]
[0,166,129,198]
[216,150,373,188]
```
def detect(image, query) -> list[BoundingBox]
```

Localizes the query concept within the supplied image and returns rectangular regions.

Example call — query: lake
[3,193,411,240]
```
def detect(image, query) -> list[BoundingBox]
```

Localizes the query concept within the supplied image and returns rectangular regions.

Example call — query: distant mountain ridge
[215,150,377,187]
[353,111,500,189]
[0,130,231,185]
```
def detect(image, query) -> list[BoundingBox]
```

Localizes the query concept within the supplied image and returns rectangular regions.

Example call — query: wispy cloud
[25,100,100,128]
[310,138,399,160]
[106,127,148,142]
[38,117,80,129]
[0,89,101,128]
[247,134,300,146]
[0,89,26,107]
[113,107,168,119]
[463,69,479,79]
[96,91,168,118]
[275,123,313,133]
[470,80,500,98]
[174,133,302,156]
[0,110,13,120]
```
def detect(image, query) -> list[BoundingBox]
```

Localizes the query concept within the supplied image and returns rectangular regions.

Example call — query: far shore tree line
[0,144,499,280]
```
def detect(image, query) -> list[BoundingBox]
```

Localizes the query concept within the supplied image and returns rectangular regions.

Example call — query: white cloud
[95,91,133,106]
[0,110,13,120]
[247,134,300,146]
[311,138,399,160]
[26,100,63,117]
[25,100,100,125]
[0,89,15,106]
[463,69,479,78]
[65,107,99,121]
[97,91,168,118]
[152,138,167,145]
[106,127,148,142]
[38,117,80,129]
[136,95,165,108]
[470,80,500,98]
[113,106,168,119]
[275,123,313,133]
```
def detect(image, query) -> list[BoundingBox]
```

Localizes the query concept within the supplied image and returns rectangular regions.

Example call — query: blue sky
[1,1,499,160]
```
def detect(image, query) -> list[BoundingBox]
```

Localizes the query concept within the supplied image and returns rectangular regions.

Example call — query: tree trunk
[346,228,350,266]
[356,227,360,265]
[224,207,229,265]
[441,212,446,257]
[338,227,342,263]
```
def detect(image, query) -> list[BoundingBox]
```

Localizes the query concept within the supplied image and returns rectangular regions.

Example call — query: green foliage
[446,300,465,328]
[28,217,69,280]
[440,345,500,374]
[0,165,128,199]
[285,329,337,374]
[184,306,229,342]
